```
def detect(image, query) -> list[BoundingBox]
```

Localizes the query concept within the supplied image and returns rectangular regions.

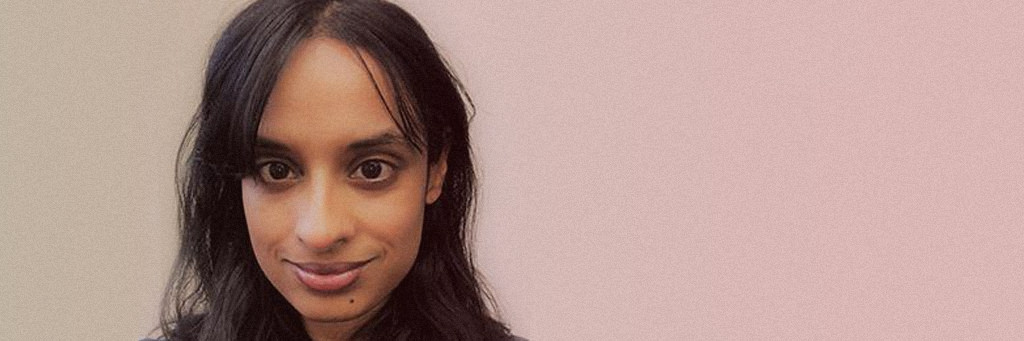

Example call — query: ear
[425,149,448,205]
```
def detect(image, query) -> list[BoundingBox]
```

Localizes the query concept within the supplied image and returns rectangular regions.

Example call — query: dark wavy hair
[159,0,509,339]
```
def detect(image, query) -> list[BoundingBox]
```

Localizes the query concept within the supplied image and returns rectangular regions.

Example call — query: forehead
[259,37,400,147]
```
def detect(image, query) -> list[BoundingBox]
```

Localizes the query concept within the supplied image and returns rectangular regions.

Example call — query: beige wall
[0,1,246,339]
[3,1,1024,340]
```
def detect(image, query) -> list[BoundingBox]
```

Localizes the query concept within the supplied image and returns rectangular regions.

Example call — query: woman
[158,0,516,339]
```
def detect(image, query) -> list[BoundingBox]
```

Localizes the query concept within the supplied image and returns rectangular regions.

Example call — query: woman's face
[241,37,446,338]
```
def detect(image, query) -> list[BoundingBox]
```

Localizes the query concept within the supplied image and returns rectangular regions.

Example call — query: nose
[295,175,354,251]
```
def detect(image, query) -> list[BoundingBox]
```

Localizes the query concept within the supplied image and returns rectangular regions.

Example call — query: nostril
[297,233,346,252]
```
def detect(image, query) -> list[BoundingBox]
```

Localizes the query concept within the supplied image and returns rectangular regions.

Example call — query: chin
[288,291,373,322]
[285,281,395,326]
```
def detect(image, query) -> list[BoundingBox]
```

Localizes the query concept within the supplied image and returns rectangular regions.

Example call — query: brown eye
[268,163,289,179]
[360,161,382,179]
[258,161,296,182]
[352,160,394,182]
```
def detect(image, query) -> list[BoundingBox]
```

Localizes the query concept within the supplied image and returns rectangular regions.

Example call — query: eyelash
[251,158,398,188]
[253,160,299,185]
[349,159,397,183]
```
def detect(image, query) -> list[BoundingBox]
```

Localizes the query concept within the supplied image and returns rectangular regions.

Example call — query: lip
[287,258,373,293]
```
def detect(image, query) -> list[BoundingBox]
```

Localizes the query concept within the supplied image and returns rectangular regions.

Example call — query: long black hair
[160,0,509,339]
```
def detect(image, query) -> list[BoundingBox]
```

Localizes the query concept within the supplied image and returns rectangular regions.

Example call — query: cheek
[360,185,425,253]
[241,179,290,259]
[355,178,428,281]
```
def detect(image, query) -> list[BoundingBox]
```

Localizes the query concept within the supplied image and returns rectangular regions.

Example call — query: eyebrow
[253,131,414,155]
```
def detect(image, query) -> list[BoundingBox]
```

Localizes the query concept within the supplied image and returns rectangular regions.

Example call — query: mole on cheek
[349,299,355,304]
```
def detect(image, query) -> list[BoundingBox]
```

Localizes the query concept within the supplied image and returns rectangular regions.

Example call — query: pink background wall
[1,1,1022,339]
[400,1,1024,339]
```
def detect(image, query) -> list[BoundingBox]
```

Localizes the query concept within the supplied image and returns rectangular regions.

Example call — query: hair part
[160,0,508,339]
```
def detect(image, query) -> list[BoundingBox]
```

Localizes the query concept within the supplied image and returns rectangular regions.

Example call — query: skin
[241,37,447,341]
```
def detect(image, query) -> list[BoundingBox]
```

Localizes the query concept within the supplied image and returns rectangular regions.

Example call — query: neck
[303,318,363,341]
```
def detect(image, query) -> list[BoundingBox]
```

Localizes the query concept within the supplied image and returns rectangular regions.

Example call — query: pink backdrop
[397,1,1024,339]
[1,1,1022,339]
